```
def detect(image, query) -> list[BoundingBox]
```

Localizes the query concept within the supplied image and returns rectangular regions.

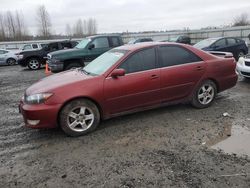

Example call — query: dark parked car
[127,38,153,44]
[47,35,123,73]
[162,36,191,44]
[17,40,78,70]
[194,37,248,60]
[19,42,237,136]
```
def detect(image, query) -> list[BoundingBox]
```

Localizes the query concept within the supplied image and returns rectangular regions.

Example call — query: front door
[104,47,161,115]
[85,37,111,62]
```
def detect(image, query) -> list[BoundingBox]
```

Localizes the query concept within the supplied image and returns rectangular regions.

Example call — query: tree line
[0,5,98,41]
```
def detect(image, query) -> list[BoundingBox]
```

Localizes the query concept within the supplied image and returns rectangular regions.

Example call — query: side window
[158,46,202,67]
[92,37,109,48]
[119,48,156,74]
[23,45,32,50]
[32,44,38,49]
[227,38,236,46]
[214,39,226,47]
[49,43,59,51]
[111,37,120,47]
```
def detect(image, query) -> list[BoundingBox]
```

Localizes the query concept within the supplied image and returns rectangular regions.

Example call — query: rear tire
[65,63,82,70]
[6,58,16,66]
[59,99,100,137]
[28,58,41,70]
[191,80,217,109]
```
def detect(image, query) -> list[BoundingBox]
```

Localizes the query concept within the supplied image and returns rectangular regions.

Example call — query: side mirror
[88,44,95,50]
[111,69,125,78]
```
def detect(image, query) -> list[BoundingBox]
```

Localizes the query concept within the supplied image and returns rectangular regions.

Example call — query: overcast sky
[1,0,250,35]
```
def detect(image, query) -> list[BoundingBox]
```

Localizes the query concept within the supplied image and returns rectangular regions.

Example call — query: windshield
[75,38,91,49]
[194,38,217,49]
[83,49,128,75]
[128,39,136,44]
[169,36,179,42]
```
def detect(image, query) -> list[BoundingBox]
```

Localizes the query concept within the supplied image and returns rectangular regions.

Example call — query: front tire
[191,80,217,109]
[28,58,41,70]
[59,99,100,137]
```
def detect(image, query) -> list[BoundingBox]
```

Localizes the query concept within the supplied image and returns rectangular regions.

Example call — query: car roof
[115,42,173,51]
[88,34,121,39]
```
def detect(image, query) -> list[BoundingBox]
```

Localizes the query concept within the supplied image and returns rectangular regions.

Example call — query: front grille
[245,61,250,67]
[241,71,250,76]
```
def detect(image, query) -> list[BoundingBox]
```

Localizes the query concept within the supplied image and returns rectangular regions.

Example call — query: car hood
[26,69,93,95]
[49,48,86,60]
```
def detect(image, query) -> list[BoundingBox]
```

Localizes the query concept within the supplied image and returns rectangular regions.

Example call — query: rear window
[158,46,202,67]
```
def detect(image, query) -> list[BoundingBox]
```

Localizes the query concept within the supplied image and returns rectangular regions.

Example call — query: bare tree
[5,11,16,39]
[0,13,6,41]
[65,23,72,37]
[37,5,52,39]
[233,13,250,26]
[73,19,84,37]
[15,10,27,40]
[87,18,97,35]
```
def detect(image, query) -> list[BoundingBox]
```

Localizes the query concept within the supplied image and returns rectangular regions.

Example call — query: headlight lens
[25,93,53,104]
[238,57,245,65]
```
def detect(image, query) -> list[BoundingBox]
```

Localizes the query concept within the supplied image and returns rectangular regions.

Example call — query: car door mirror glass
[111,69,125,78]
[88,44,95,50]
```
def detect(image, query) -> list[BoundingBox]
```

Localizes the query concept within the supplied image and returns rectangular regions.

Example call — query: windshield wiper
[81,68,90,75]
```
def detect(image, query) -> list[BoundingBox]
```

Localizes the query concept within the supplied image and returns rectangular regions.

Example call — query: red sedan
[19,42,237,136]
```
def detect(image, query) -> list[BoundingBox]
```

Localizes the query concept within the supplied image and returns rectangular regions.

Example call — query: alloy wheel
[67,106,94,132]
[198,84,215,105]
[29,59,40,70]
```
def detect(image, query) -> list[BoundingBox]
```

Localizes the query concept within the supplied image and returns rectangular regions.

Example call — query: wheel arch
[57,96,104,127]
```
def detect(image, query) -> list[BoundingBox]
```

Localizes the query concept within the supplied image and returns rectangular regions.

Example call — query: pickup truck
[17,40,78,70]
[47,35,123,73]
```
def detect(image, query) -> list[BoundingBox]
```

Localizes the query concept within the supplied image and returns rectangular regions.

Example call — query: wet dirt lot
[0,65,250,188]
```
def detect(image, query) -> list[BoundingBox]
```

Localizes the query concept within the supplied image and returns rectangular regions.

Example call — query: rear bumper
[19,101,61,129]
[218,74,238,92]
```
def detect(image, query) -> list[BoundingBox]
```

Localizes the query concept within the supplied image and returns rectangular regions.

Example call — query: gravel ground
[0,65,250,188]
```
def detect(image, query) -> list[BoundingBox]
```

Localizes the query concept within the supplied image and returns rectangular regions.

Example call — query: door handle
[196,66,203,71]
[150,74,159,79]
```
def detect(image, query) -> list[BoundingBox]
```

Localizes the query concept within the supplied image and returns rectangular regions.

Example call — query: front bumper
[19,101,61,129]
[236,62,250,78]
[47,59,64,73]
[17,59,27,67]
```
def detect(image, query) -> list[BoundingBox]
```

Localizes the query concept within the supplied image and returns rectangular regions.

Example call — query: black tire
[65,63,82,70]
[6,58,16,65]
[191,80,217,109]
[59,99,100,137]
[27,58,41,70]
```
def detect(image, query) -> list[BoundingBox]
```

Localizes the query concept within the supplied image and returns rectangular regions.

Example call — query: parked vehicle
[237,56,250,78]
[47,35,123,73]
[19,42,238,136]
[0,49,18,65]
[127,38,153,44]
[194,37,248,60]
[17,40,78,70]
[161,36,191,44]
[20,43,47,51]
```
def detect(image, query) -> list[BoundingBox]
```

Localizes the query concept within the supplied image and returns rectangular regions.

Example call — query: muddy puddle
[211,121,250,157]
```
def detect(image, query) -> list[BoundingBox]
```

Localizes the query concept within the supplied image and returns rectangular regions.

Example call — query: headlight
[238,57,245,65]
[16,54,24,59]
[25,93,53,104]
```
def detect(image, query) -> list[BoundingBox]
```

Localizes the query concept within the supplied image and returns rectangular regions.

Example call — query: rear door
[158,45,206,102]
[104,47,161,114]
